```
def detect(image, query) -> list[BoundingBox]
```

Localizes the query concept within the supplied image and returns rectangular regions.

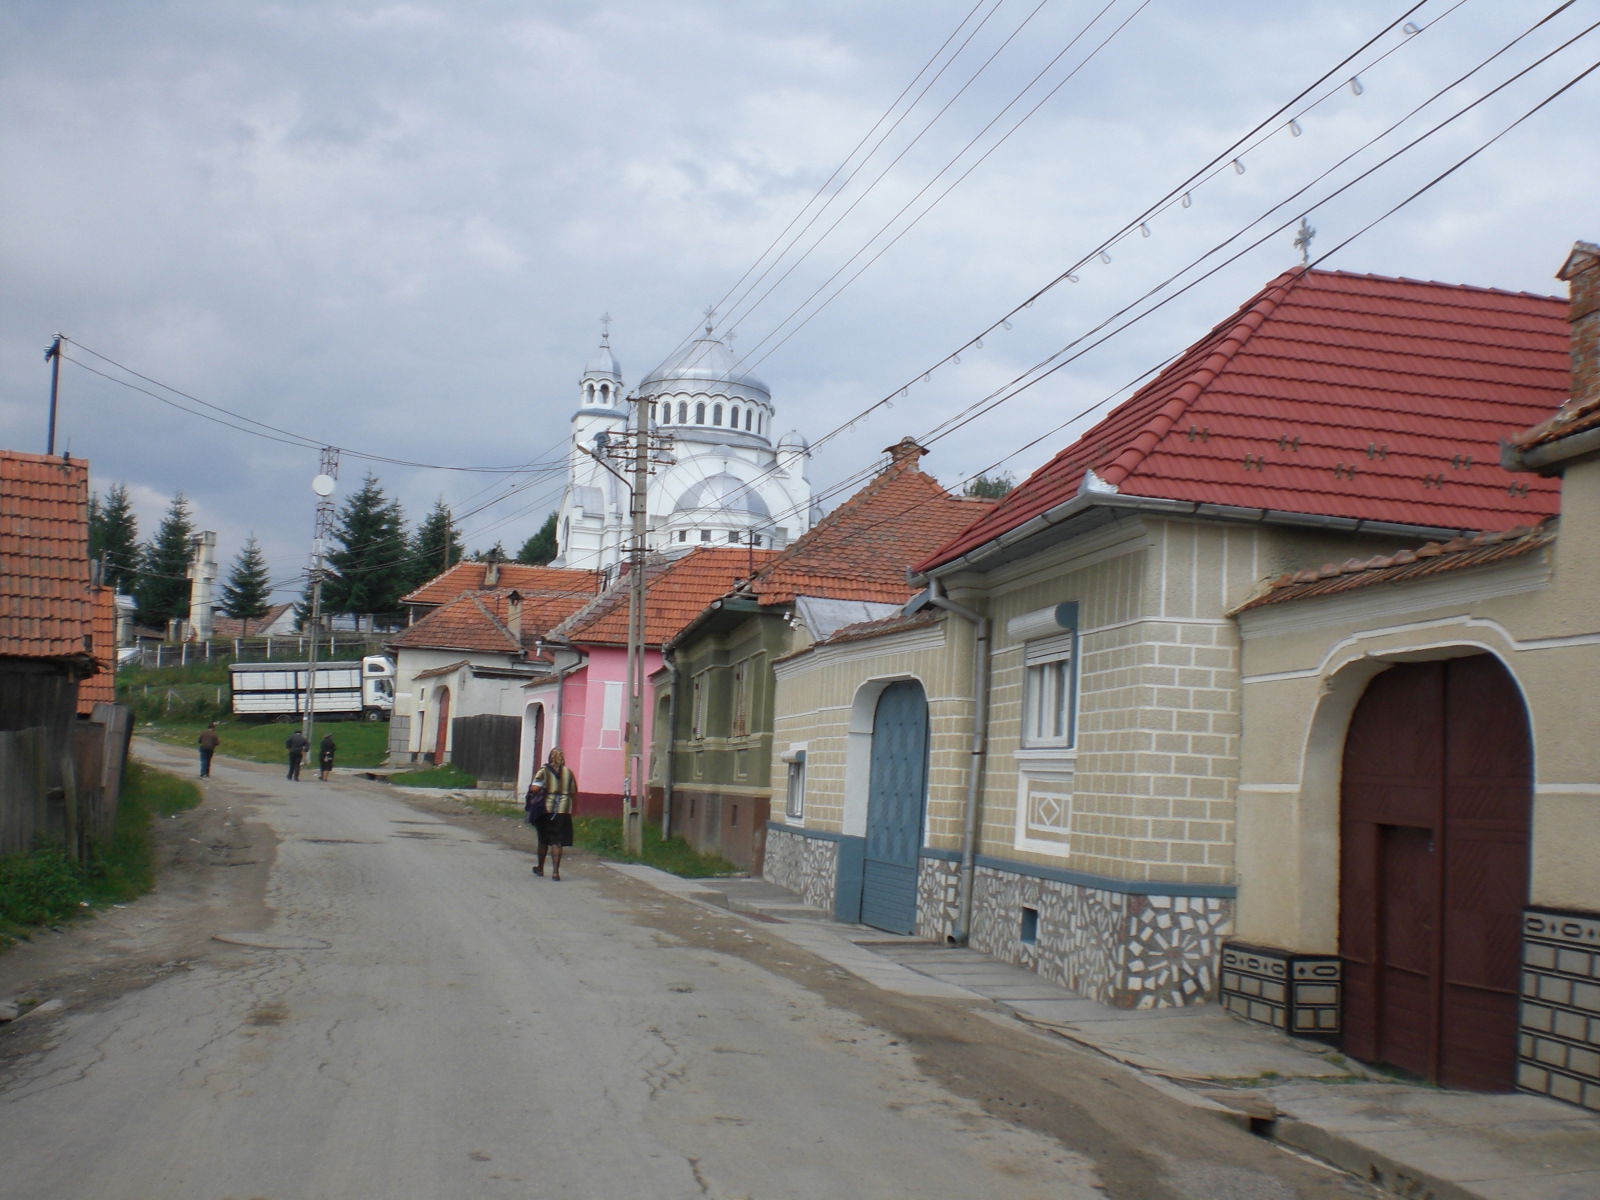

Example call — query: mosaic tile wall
[1519,908,1600,1112]
[966,864,1231,1009]
[916,857,961,942]
[1219,942,1341,1040]
[763,827,838,913]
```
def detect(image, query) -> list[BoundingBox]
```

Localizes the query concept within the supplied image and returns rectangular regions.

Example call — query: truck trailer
[229,654,395,721]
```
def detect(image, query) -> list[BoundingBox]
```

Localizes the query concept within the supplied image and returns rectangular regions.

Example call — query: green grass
[142,719,391,769]
[0,760,201,943]
[573,817,739,878]
[387,762,478,789]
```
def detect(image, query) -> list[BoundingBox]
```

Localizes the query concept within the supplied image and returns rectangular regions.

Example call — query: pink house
[518,546,775,815]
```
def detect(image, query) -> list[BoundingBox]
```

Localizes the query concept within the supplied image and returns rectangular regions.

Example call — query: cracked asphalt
[0,742,1374,1199]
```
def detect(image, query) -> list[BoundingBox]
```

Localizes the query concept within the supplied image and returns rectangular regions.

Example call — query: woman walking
[525,747,576,880]
[318,733,337,781]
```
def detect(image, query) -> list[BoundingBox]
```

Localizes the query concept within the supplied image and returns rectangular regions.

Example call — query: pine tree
[323,474,408,623]
[408,497,465,591]
[89,482,141,592]
[516,511,558,565]
[135,493,195,630]
[220,534,273,635]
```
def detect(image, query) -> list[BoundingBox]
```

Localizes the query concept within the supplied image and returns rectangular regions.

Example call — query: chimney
[506,589,523,646]
[1559,241,1600,410]
[484,551,500,588]
[883,437,927,471]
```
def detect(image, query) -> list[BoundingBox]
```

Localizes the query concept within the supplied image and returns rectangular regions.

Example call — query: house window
[691,672,708,740]
[731,657,751,737]
[1019,607,1079,750]
[784,749,806,819]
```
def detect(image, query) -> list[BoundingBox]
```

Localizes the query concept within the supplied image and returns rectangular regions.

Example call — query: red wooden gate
[1340,655,1531,1091]
[432,687,451,766]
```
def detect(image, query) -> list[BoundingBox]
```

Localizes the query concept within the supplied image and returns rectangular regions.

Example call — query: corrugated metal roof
[921,269,1566,572]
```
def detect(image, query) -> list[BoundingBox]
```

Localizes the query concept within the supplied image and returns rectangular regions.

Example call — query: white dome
[672,472,771,519]
[583,339,621,382]
[639,332,769,404]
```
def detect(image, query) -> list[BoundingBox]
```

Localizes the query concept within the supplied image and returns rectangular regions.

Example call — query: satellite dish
[311,474,336,497]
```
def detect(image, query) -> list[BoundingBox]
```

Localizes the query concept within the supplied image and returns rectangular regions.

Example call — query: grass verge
[574,817,738,878]
[0,760,201,944]
[387,763,478,789]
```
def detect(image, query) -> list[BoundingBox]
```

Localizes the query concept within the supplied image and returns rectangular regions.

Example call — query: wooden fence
[450,714,521,784]
[0,702,132,862]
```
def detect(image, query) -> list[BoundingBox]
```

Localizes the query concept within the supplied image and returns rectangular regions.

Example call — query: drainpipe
[660,650,679,839]
[925,575,989,945]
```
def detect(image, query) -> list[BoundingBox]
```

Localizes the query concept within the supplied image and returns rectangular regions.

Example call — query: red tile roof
[1234,522,1554,613]
[401,561,601,609]
[751,438,994,605]
[211,602,293,639]
[77,586,119,712]
[389,586,592,655]
[556,546,779,646]
[921,269,1567,571]
[1,450,97,665]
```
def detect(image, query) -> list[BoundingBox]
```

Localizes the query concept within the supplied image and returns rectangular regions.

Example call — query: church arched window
[600,383,610,404]
[745,409,753,432]
[585,383,595,404]
[695,401,706,424]
[677,401,688,424]
[731,405,740,429]
[713,403,723,426]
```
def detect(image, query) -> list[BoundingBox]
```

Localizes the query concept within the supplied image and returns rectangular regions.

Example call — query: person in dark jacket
[198,723,220,777]
[286,729,309,780]
[319,734,337,781]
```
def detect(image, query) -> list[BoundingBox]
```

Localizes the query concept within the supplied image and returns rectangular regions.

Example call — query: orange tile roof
[1233,522,1555,613]
[556,546,778,646]
[1,450,97,665]
[211,602,293,639]
[389,586,593,654]
[401,561,601,609]
[77,585,119,713]
[750,438,993,606]
[921,269,1567,572]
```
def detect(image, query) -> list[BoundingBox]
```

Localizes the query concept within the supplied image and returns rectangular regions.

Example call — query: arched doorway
[1339,654,1531,1091]
[432,686,452,766]
[860,680,929,935]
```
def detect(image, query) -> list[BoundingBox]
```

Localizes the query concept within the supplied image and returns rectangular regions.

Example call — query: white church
[551,321,816,574]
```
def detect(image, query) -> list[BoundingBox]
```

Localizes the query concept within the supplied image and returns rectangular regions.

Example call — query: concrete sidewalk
[608,865,1600,1200]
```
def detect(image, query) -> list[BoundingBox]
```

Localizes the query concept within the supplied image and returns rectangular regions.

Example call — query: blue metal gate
[860,681,929,935]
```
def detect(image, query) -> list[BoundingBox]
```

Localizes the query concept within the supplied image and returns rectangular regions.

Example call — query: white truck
[229,654,395,722]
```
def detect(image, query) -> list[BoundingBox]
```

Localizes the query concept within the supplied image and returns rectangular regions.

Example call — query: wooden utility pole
[44,334,64,455]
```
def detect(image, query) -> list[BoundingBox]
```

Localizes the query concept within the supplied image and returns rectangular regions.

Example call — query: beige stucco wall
[1235,464,1600,950]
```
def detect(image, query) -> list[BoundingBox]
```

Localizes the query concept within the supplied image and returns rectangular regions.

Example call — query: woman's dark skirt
[536,812,574,848]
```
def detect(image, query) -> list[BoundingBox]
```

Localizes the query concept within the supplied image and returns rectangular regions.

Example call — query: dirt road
[0,742,1373,1199]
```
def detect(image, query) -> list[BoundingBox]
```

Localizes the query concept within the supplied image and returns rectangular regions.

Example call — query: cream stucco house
[1226,241,1600,1108]
[766,262,1570,1015]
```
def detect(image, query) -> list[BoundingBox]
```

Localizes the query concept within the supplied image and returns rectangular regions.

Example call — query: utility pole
[623,391,650,855]
[44,334,64,455]
[303,448,340,748]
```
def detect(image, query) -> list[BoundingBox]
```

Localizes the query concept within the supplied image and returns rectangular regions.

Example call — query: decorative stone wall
[967,864,1231,1009]
[916,857,961,942]
[763,826,838,913]
[1519,908,1600,1111]
[1219,942,1341,1040]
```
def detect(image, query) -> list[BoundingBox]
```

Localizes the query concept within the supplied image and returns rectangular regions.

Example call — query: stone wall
[764,825,838,913]
[1520,908,1600,1111]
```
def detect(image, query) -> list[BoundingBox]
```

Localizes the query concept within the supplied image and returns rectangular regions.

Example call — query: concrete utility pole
[303,448,340,748]
[624,390,650,855]
[44,334,64,455]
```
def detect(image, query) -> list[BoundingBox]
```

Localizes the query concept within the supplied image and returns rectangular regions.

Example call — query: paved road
[0,746,1369,1199]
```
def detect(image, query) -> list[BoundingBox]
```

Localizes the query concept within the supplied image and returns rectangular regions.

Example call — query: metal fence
[129,635,392,670]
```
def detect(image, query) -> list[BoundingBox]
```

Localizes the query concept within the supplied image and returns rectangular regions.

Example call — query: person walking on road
[319,734,337,782]
[526,747,577,880]
[286,729,309,781]
[198,723,220,777]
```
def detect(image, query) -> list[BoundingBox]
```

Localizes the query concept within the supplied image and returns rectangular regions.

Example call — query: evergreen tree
[964,471,1016,499]
[470,542,506,563]
[516,511,558,566]
[135,493,195,630]
[89,482,141,592]
[323,474,408,622]
[220,534,273,635]
[408,497,465,591]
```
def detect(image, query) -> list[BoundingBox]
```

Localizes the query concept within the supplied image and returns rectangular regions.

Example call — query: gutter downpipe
[660,649,679,839]
[924,575,989,946]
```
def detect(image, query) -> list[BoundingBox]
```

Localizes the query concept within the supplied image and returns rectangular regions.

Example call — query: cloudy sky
[2,0,1595,599]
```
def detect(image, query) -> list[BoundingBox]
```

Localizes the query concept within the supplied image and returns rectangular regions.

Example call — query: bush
[0,847,87,928]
